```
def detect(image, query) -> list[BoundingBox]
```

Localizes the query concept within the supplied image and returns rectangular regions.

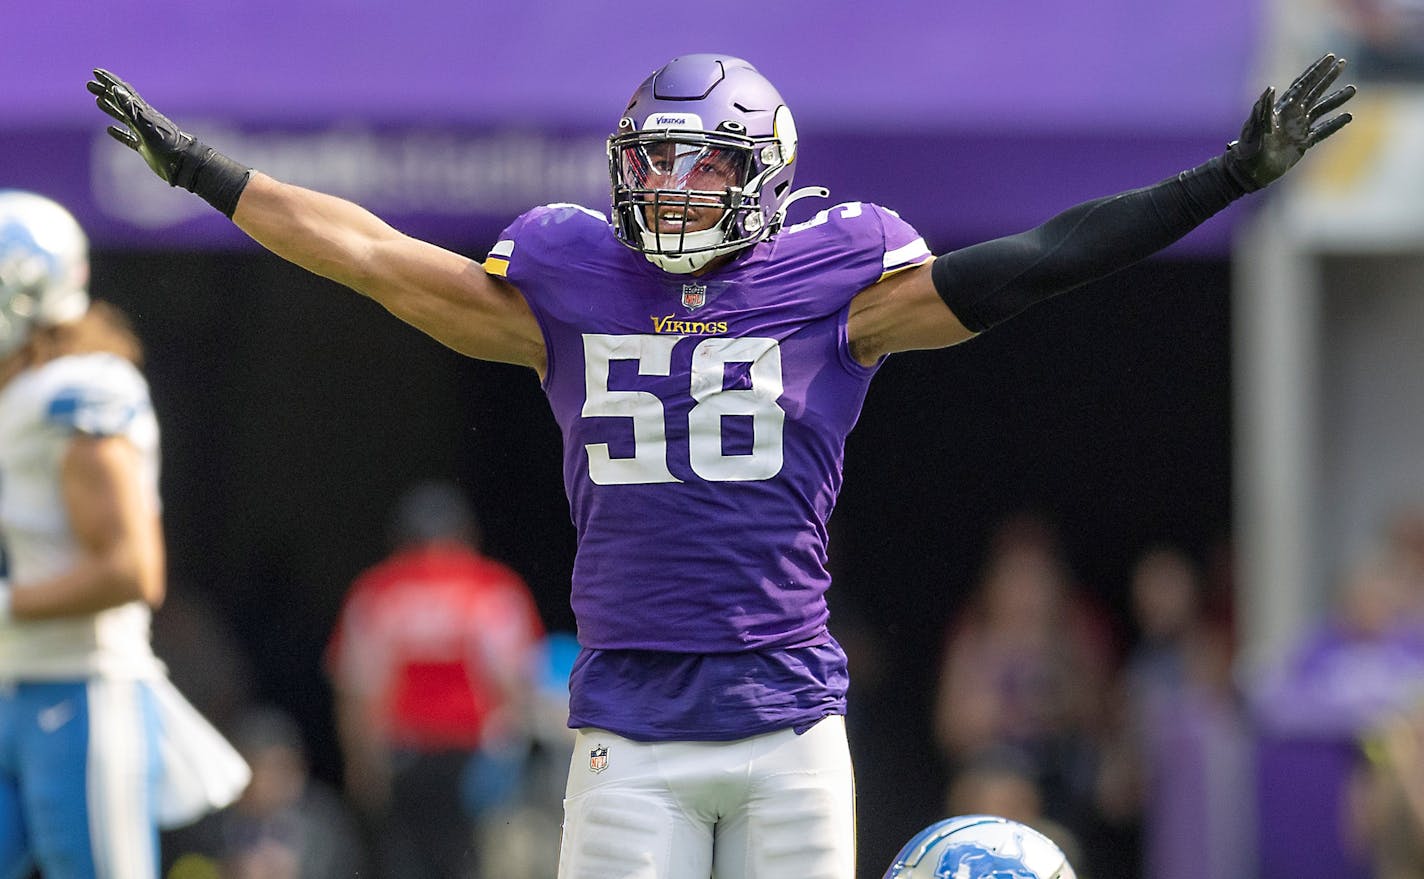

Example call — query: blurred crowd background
[11,0,1424,877]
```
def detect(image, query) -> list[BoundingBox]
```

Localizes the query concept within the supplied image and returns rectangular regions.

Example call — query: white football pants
[557,715,856,879]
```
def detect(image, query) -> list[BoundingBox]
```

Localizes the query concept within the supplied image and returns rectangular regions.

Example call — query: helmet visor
[618,140,749,201]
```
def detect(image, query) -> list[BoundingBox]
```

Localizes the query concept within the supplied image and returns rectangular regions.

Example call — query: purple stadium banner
[8,0,1261,252]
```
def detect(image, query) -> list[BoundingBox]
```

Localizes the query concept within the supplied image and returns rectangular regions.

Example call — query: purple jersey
[487,201,930,739]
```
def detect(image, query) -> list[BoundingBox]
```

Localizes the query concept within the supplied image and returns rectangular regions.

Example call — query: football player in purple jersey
[88,52,1353,879]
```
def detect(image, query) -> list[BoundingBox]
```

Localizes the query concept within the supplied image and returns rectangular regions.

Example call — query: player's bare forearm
[233,173,397,292]
[236,175,547,370]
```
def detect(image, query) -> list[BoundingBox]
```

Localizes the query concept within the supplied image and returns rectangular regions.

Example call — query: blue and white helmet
[0,191,90,359]
[883,815,1077,879]
[608,53,827,274]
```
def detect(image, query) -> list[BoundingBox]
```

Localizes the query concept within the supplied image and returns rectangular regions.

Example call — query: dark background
[92,245,1232,872]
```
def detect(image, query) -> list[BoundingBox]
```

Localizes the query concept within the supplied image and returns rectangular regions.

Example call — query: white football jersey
[0,352,164,678]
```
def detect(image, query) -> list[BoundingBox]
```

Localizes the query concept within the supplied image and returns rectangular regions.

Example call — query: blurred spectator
[1385,507,1424,619]
[1349,696,1424,879]
[472,631,579,879]
[164,705,368,879]
[1330,0,1424,80]
[1251,549,1424,879]
[225,707,367,879]
[932,513,1116,844]
[1254,550,1424,735]
[325,480,545,879]
[1097,545,1253,879]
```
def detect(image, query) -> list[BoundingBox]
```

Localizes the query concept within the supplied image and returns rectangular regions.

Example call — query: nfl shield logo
[681,282,707,311]
[589,745,609,774]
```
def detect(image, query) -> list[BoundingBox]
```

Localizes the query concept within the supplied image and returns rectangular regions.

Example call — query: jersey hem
[566,708,845,743]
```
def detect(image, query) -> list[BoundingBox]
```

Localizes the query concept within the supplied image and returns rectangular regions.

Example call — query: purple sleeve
[870,203,934,277]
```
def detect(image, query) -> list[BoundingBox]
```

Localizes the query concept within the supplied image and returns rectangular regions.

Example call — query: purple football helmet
[608,54,827,274]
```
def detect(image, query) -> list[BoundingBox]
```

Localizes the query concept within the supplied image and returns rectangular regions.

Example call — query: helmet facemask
[608,55,826,275]
[610,131,766,274]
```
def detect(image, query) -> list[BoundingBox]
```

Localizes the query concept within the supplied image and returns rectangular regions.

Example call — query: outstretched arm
[87,70,545,373]
[849,53,1356,363]
[231,174,544,370]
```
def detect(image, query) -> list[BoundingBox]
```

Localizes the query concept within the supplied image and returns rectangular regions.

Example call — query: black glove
[87,68,251,217]
[88,69,207,187]
[1224,53,1357,192]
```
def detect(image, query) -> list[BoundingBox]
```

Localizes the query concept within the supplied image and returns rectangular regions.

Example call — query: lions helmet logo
[936,842,1043,878]
[883,815,1074,879]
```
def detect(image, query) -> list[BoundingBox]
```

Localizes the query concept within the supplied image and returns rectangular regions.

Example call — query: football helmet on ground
[608,53,827,274]
[882,814,1077,879]
[0,191,90,359]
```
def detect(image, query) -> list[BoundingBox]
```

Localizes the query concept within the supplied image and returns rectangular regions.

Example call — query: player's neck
[691,253,738,277]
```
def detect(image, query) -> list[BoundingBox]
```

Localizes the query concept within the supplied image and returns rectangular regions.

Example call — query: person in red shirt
[326,480,544,879]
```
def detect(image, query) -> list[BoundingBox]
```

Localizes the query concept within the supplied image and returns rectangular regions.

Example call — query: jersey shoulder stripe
[34,355,151,438]
[484,203,614,280]
[782,201,931,281]
[880,236,933,281]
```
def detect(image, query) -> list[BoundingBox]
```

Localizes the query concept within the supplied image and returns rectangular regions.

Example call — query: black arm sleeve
[931,154,1248,333]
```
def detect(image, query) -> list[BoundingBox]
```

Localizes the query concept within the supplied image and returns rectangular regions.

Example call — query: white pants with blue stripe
[0,679,162,879]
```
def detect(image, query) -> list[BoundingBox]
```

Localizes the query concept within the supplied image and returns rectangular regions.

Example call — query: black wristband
[180,145,252,219]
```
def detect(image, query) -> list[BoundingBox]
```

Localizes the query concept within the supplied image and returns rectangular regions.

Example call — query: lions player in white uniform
[0,191,249,879]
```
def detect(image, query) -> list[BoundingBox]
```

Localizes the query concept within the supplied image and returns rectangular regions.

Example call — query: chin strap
[642,249,719,275]
[638,224,727,274]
